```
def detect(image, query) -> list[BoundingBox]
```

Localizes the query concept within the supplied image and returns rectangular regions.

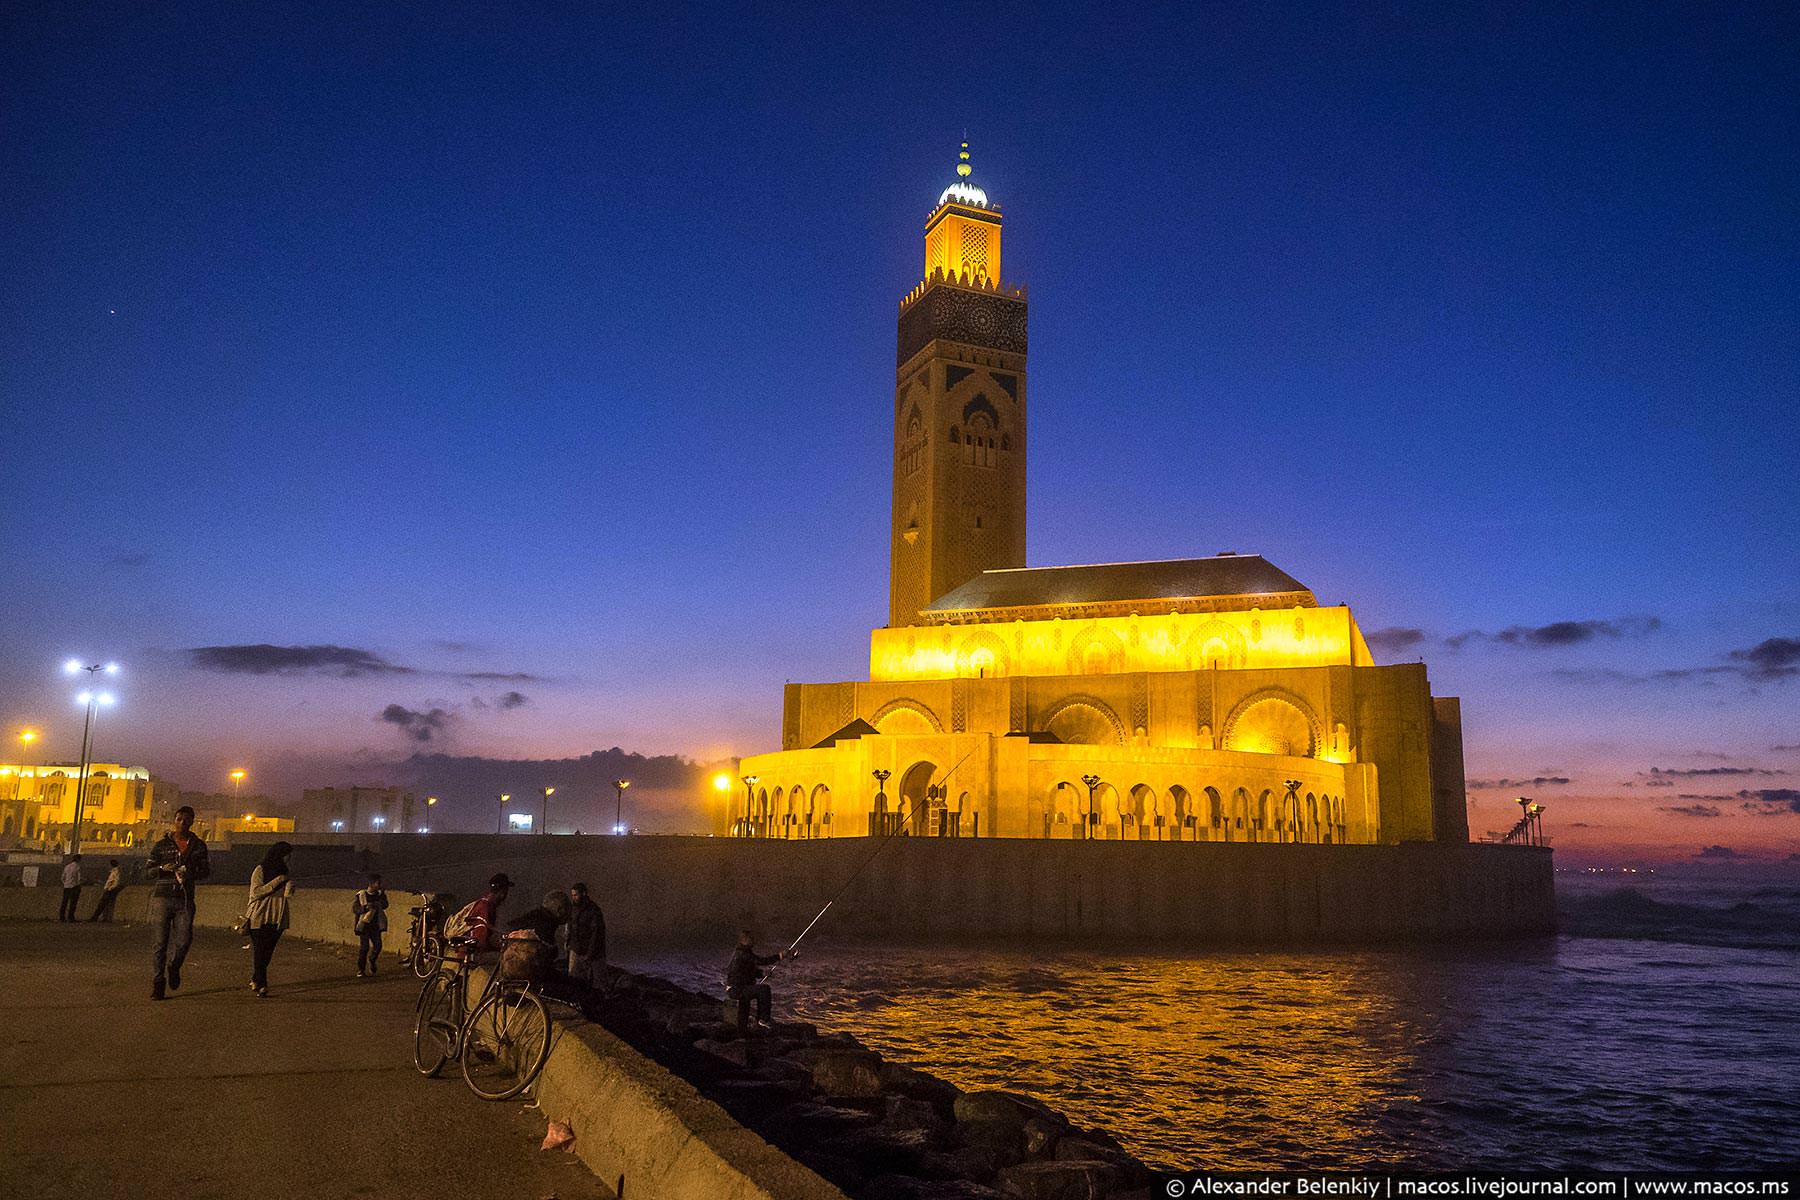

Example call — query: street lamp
[372,815,386,830]
[613,778,631,834]
[1284,780,1303,842]
[872,769,891,837]
[1528,802,1546,847]
[539,786,556,835]
[1081,774,1101,839]
[421,795,437,833]
[230,769,247,802]
[63,660,119,854]
[741,774,760,837]
[496,792,511,835]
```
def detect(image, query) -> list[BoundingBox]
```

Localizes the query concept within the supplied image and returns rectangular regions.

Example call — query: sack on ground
[498,931,552,983]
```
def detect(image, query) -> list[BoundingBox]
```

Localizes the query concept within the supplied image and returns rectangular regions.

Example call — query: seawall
[32,836,1553,945]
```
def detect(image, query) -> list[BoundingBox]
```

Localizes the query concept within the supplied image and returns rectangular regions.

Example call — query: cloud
[190,644,414,677]
[379,704,452,742]
[1466,776,1572,790]
[1366,627,1427,655]
[1696,845,1742,860]
[460,671,543,682]
[1727,637,1800,680]
[1658,804,1723,818]
[1773,744,1800,752]
[1448,617,1660,650]
[1676,793,1734,801]
[1648,766,1776,778]
[1737,788,1800,816]
[1565,821,1600,829]
[498,690,529,710]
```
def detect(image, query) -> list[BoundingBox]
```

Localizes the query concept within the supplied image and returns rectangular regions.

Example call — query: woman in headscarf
[244,841,293,997]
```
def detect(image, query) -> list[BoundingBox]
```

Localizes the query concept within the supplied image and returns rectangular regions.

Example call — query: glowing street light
[419,795,437,833]
[613,778,631,835]
[372,814,386,830]
[230,769,247,804]
[64,660,120,853]
[330,819,346,832]
[539,786,556,835]
[496,792,511,834]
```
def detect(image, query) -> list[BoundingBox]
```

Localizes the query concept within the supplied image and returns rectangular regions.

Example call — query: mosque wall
[6,838,1550,947]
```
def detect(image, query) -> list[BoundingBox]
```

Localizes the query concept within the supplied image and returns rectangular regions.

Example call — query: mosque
[736,145,1470,847]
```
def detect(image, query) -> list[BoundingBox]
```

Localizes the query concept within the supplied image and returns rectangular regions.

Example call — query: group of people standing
[93,808,789,1030]
[56,855,125,922]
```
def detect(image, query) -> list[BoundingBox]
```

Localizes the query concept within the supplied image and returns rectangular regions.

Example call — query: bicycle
[413,938,553,1101]
[399,896,448,980]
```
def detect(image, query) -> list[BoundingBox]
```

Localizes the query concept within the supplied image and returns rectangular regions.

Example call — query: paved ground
[0,920,612,1200]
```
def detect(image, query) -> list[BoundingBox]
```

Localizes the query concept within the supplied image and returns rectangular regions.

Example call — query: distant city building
[176,791,296,843]
[738,146,1469,845]
[0,762,151,848]
[300,785,418,832]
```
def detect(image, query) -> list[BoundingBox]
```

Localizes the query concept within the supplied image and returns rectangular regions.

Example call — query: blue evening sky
[2,2,1795,856]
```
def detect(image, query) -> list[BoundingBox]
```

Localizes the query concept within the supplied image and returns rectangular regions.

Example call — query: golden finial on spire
[957,140,972,178]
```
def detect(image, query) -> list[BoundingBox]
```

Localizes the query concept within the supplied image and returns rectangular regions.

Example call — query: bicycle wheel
[413,973,459,1077]
[409,936,435,980]
[461,985,551,1101]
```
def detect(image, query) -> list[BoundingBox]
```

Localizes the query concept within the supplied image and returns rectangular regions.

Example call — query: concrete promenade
[0,920,611,1200]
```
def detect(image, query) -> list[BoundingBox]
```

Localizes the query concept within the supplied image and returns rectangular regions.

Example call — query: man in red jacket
[455,872,513,953]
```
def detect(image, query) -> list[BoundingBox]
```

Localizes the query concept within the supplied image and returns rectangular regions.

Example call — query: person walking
[58,855,84,921]
[147,805,210,1000]
[88,859,123,922]
[353,873,389,977]
[567,881,607,988]
[243,842,293,998]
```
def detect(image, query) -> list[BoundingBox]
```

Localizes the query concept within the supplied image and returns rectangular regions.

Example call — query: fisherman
[725,929,792,1033]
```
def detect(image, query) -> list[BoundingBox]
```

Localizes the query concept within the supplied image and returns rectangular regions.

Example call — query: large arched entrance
[898,761,938,836]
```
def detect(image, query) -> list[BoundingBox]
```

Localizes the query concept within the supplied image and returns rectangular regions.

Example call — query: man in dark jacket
[145,806,210,1000]
[566,882,606,987]
[725,930,791,1033]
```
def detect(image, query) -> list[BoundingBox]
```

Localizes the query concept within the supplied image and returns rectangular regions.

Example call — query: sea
[627,863,1800,1172]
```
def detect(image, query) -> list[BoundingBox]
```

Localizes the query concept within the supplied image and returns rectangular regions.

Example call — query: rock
[866,1177,1004,1200]
[996,1160,1127,1200]
[954,1090,1051,1130]
[1053,1137,1128,1166]
[1023,1116,1068,1157]
[957,1117,1025,1167]
[810,1048,886,1098]
[883,1062,962,1109]
[693,1038,755,1068]
[776,1101,881,1134]
[883,1095,949,1132]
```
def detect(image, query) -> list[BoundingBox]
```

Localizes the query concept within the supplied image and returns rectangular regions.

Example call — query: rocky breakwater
[585,967,1163,1199]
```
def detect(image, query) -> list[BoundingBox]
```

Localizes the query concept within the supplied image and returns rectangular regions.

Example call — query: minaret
[889,142,1029,627]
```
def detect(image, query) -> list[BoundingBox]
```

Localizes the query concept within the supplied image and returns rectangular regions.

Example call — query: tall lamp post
[872,768,891,837]
[539,786,556,835]
[1529,802,1546,847]
[612,778,631,834]
[64,660,119,854]
[741,775,759,837]
[1284,780,1303,843]
[421,795,437,833]
[496,792,511,834]
[1080,774,1100,840]
[230,769,247,804]
[14,730,38,802]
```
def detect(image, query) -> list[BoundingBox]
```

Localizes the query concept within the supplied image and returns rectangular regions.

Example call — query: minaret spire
[957,139,972,179]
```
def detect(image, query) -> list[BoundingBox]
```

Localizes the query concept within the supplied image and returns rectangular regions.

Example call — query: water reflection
[625,936,1798,1171]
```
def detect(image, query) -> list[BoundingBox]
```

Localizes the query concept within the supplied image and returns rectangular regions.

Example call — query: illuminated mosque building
[737,145,1470,847]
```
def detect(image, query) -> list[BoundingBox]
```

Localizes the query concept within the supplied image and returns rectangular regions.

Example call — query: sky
[2,2,1796,860]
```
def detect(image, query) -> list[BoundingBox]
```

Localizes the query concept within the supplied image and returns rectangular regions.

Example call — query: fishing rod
[782,748,976,957]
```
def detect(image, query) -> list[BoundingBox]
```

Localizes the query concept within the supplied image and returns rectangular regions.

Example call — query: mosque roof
[922,554,1315,617]
[935,140,989,209]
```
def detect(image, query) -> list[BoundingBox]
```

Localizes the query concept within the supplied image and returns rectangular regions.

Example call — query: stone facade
[742,147,1468,848]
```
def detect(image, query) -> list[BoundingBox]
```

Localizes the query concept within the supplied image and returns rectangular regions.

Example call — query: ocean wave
[1559,887,1800,951]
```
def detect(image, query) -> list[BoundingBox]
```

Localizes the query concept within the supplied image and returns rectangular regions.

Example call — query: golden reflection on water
[767,949,1422,1171]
